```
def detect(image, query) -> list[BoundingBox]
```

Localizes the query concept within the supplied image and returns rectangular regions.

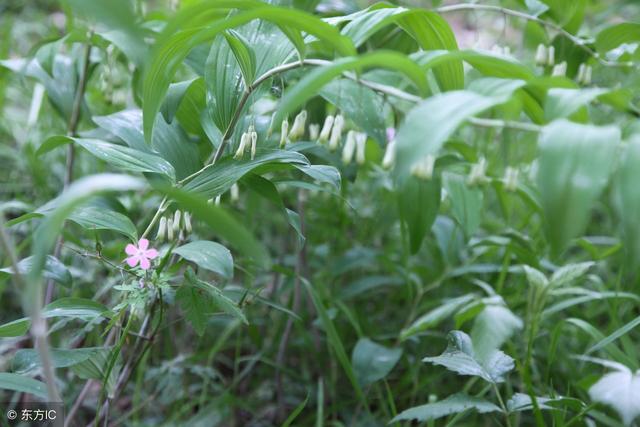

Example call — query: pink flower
[125,238,158,270]
[386,127,396,142]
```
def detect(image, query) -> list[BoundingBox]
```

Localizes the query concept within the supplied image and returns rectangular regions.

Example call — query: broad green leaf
[68,206,137,241]
[0,373,48,399]
[70,348,119,396]
[423,330,514,383]
[395,79,525,180]
[0,318,31,338]
[523,265,549,289]
[224,30,256,87]
[595,23,640,54]
[544,88,609,121]
[401,295,475,340]
[471,304,523,364]
[274,51,428,127]
[613,138,640,268]
[144,2,355,144]
[537,120,619,257]
[0,255,72,287]
[351,338,402,387]
[444,174,483,238]
[391,393,501,423]
[397,175,441,253]
[176,280,212,336]
[507,393,585,412]
[589,365,640,426]
[161,78,201,123]
[174,240,234,279]
[183,149,309,199]
[160,187,270,268]
[320,79,386,143]
[12,347,110,374]
[550,262,593,287]
[292,164,341,191]
[185,268,247,324]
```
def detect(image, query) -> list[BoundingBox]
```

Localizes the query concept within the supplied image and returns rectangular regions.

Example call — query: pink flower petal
[139,257,151,270]
[138,238,149,251]
[144,248,158,259]
[386,127,396,142]
[126,255,140,267]
[125,244,138,256]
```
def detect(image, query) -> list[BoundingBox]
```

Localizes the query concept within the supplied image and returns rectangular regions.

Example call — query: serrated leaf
[392,393,501,422]
[185,268,247,324]
[176,281,212,336]
[174,240,234,279]
[351,338,402,387]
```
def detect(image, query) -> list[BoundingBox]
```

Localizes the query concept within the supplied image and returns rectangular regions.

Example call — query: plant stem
[492,383,512,427]
[436,3,634,68]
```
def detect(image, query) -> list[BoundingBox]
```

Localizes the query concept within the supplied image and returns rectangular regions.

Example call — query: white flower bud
[468,157,488,185]
[577,63,586,84]
[535,44,547,66]
[167,218,174,241]
[547,45,555,66]
[329,114,344,151]
[184,212,192,233]
[382,140,396,169]
[551,61,567,77]
[156,216,167,242]
[355,132,367,165]
[173,210,181,233]
[250,130,257,160]
[230,183,239,203]
[504,166,519,192]
[309,123,320,140]
[341,131,357,164]
[583,65,592,85]
[410,155,436,180]
[318,115,334,143]
[234,132,250,159]
[215,195,221,206]
[279,119,289,148]
[288,110,307,140]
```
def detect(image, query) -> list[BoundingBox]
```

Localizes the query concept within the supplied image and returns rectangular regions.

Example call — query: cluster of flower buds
[156,210,192,242]
[576,63,593,85]
[467,157,488,186]
[503,166,519,192]
[551,61,568,77]
[341,131,367,165]
[491,44,511,56]
[535,44,555,67]
[410,155,436,180]
[234,125,258,160]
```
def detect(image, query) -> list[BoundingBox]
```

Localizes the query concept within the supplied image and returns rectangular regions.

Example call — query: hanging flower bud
[535,44,547,66]
[577,63,587,84]
[341,131,357,164]
[318,115,334,143]
[410,155,435,180]
[382,140,396,169]
[167,218,175,241]
[156,216,167,242]
[289,110,307,141]
[329,114,344,151]
[551,61,567,77]
[503,166,519,192]
[250,129,257,160]
[468,157,488,185]
[355,132,367,165]
[547,45,555,66]
[215,195,221,206]
[173,210,182,234]
[230,183,240,203]
[583,65,592,85]
[184,212,192,233]
[234,132,250,159]
[309,123,319,140]
[279,118,289,148]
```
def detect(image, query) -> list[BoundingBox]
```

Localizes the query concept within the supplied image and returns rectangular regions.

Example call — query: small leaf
[185,268,248,324]
[0,255,72,287]
[401,295,476,340]
[391,393,501,423]
[176,281,211,336]
[550,262,594,287]
[351,338,402,387]
[0,373,48,399]
[68,206,138,241]
[174,240,234,279]
[12,347,110,374]
[471,304,523,365]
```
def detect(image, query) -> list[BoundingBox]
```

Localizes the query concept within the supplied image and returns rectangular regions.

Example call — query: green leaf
[144,2,355,144]
[185,268,248,324]
[544,88,609,122]
[281,393,309,427]
[176,280,212,336]
[586,315,640,356]
[224,30,256,87]
[471,304,523,365]
[422,330,514,383]
[174,240,234,279]
[0,318,31,338]
[391,393,501,423]
[507,393,585,412]
[613,138,640,268]
[444,174,483,238]
[401,295,476,340]
[550,261,593,287]
[397,175,441,253]
[395,79,525,181]
[68,206,137,241]
[183,149,309,199]
[12,347,110,374]
[0,255,72,287]
[351,338,402,387]
[537,120,619,257]
[595,23,640,54]
[0,373,48,399]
